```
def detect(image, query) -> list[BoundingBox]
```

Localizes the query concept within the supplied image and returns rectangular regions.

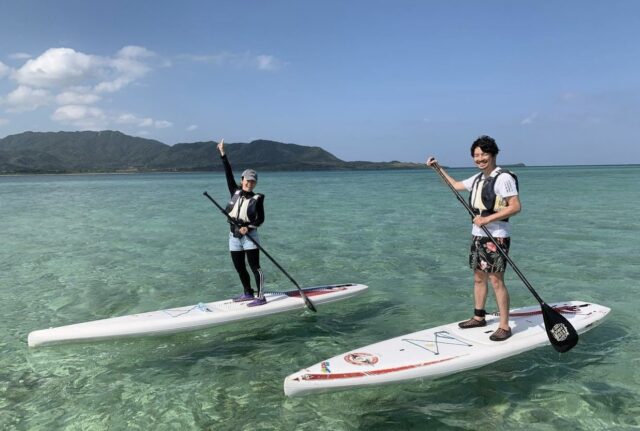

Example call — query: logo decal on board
[321,361,331,373]
[344,352,379,366]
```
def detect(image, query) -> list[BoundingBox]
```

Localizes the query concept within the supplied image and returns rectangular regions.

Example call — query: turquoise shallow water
[1,166,639,430]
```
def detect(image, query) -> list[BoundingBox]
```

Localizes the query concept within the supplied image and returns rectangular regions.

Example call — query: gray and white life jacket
[468,169,519,221]
[225,190,263,226]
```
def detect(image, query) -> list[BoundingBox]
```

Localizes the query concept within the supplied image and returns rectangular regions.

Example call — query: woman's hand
[217,139,225,156]
[425,156,437,167]
[238,226,249,235]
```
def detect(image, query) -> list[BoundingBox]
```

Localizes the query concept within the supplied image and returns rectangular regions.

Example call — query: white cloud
[52,104,107,129]
[95,46,156,94]
[115,113,148,126]
[117,45,155,59]
[118,113,142,125]
[7,46,157,103]
[183,51,284,71]
[56,89,101,105]
[0,118,9,126]
[93,77,132,93]
[186,124,198,131]
[10,52,32,60]
[115,113,172,129]
[0,61,11,78]
[11,45,157,93]
[3,85,51,112]
[521,112,538,125]
[2,45,173,134]
[182,52,233,65]
[139,118,154,127]
[255,55,282,71]
[2,46,167,130]
[12,48,99,88]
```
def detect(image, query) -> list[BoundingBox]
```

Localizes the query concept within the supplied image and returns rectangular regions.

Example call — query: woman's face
[241,178,257,192]
[472,147,496,171]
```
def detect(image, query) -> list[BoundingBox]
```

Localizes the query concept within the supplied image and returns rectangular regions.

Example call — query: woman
[216,139,266,307]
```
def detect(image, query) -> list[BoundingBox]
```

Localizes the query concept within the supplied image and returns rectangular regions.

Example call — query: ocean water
[1,166,639,430]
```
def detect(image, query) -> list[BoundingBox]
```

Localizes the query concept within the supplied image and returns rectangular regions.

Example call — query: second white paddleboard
[284,301,610,397]
[28,283,368,347]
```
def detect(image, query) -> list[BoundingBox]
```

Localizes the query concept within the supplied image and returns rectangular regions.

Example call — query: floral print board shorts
[469,236,511,273]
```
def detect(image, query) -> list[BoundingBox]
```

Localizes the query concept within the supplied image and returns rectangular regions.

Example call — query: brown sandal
[458,317,487,329]
[489,327,512,341]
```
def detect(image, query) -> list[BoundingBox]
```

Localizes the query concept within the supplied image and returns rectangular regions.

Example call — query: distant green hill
[0,131,422,174]
[0,131,166,173]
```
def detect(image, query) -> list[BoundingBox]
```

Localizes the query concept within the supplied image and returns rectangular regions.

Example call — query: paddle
[429,162,578,353]
[203,191,318,312]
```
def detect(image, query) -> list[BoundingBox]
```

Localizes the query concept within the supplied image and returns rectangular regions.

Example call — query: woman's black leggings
[230,249,264,297]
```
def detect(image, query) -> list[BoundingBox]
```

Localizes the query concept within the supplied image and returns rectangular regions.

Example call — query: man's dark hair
[470,135,499,156]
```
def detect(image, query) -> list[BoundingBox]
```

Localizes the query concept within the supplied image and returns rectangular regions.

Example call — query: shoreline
[3,163,640,177]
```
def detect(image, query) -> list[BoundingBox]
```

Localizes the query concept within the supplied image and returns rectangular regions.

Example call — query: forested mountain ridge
[0,131,421,173]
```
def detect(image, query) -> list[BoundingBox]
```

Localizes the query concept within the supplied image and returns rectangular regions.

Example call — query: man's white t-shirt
[461,167,518,238]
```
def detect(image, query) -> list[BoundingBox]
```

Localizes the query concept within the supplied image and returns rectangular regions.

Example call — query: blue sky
[1,0,639,166]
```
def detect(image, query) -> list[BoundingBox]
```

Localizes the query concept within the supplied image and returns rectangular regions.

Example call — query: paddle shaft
[430,162,545,303]
[203,191,317,312]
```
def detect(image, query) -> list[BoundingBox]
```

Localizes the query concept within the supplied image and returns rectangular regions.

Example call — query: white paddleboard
[28,283,368,348]
[284,301,610,397]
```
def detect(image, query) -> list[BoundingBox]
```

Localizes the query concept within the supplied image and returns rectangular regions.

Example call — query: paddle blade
[540,302,579,353]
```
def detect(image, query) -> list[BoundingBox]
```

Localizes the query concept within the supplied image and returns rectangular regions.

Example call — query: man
[427,135,521,341]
